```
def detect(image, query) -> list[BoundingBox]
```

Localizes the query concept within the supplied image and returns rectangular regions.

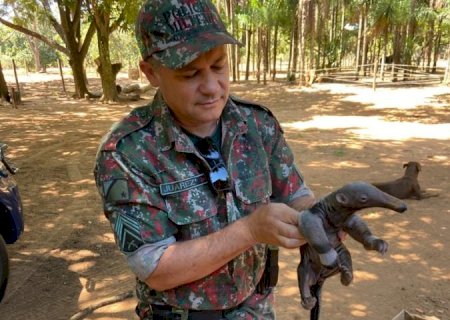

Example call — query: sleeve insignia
[114,213,144,253]
[103,178,130,203]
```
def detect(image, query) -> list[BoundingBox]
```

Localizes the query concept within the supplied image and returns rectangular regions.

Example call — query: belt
[150,304,226,320]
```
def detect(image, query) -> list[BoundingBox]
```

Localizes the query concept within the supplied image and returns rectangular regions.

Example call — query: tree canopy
[1,0,449,99]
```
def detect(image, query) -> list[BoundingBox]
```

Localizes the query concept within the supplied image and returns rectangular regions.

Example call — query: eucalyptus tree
[0,0,96,98]
[236,0,265,81]
[241,0,293,83]
[422,0,450,72]
[269,0,296,80]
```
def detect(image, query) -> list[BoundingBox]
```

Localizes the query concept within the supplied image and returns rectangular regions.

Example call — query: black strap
[150,304,225,320]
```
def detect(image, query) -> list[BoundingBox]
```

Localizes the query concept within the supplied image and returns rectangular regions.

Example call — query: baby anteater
[297,181,407,320]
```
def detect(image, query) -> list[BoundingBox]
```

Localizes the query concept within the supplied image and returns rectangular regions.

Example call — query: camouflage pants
[137,288,275,320]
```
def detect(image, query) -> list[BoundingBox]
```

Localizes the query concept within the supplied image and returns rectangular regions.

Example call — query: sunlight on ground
[287,83,450,109]
[349,304,368,317]
[306,160,370,169]
[282,115,450,140]
[391,253,421,263]
[353,270,378,281]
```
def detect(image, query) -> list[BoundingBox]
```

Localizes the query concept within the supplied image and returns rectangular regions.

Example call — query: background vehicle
[0,143,24,302]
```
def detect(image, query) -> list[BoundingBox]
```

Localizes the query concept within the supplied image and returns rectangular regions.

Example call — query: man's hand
[243,203,306,249]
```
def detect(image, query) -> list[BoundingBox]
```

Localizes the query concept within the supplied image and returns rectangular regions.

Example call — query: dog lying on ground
[371,161,439,200]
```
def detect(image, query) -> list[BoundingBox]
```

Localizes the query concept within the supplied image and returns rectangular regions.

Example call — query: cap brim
[153,31,241,69]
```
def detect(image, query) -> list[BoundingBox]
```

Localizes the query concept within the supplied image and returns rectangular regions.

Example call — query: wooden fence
[300,63,447,89]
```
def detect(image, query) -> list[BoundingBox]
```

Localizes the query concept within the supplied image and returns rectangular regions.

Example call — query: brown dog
[372,161,438,200]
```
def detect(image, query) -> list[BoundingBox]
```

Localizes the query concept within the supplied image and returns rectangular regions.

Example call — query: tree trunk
[392,25,403,82]
[262,27,269,85]
[287,24,293,76]
[225,0,237,82]
[272,24,278,81]
[361,4,369,75]
[315,1,323,69]
[291,6,300,75]
[89,1,122,102]
[338,1,345,67]
[245,27,252,81]
[432,17,443,73]
[96,30,118,102]
[405,0,417,66]
[25,17,42,72]
[256,27,262,84]
[425,18,435,72]
[307,0,315,70]
[0,61,9,102]
[69,52,90,99]
[355,10,363,74]
[298,0,306,85]
[444,43,450,84]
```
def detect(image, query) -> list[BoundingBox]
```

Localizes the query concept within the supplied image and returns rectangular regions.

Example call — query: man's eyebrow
[179,54,227,71]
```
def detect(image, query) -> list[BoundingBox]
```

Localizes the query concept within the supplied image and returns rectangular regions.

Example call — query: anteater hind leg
[298,248,317,310]
[336,243,353,286]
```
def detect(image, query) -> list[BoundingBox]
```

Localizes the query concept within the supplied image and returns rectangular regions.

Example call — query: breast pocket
[162,174,220,240]
[234,169,272,209]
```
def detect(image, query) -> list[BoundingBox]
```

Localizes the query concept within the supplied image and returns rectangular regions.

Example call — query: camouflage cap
[136,0,241,69]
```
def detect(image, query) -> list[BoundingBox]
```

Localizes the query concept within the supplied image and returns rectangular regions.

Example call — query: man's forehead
[177,46,228,70]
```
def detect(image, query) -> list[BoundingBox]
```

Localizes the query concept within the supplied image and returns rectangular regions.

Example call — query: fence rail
[294,63,447,88]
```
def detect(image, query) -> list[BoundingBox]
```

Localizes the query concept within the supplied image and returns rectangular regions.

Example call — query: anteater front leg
[344,215,388,254]
[298,212,338,267]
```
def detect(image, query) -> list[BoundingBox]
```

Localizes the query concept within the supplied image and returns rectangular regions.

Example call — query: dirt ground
[0,70,449,320]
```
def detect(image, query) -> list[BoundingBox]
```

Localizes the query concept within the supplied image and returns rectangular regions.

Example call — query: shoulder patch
[103,178,130,203]
[101,104,153,152]
[230,94,282,133]
[230,95,272,114]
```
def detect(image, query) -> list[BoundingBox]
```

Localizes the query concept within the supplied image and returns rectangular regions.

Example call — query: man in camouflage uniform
[94,0,315,319]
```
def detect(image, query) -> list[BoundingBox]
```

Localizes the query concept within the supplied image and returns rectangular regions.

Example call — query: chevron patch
[114,213,144,253]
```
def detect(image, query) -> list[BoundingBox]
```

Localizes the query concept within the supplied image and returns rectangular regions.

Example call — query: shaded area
[0,77,449,319]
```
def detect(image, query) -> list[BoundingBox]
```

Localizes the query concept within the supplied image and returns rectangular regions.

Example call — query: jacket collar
[101,91,249,153]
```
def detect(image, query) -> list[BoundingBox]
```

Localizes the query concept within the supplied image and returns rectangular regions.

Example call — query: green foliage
[0,25,32,68]
[86,29,140,69]
[39,44,58,68]
[1,0,449,80]
[109,30,141,68]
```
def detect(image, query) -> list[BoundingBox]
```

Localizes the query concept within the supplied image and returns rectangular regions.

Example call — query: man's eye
[182,71,197,78]
[213,64,225,70]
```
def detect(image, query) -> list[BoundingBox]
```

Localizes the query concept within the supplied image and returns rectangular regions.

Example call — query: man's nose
[199,71,220,94]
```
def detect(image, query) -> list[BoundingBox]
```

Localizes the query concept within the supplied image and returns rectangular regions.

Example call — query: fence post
[58,59,67,95]
[445,45,450,85]
[12,59,20,92]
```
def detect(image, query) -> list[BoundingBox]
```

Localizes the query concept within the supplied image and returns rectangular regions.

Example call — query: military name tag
[160,174,208,196]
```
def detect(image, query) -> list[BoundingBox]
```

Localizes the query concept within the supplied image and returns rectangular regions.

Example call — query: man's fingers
[338,230,347,241]
[278,235,304,249]
[279,223,303,240]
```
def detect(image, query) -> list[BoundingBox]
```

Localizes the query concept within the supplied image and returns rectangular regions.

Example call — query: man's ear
[139,60,160,87]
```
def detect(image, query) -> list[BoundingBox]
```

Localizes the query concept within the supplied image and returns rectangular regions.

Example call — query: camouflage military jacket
[94,91,309,310]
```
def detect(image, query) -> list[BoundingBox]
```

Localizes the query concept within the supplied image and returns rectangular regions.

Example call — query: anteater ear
[336,193,348,205]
